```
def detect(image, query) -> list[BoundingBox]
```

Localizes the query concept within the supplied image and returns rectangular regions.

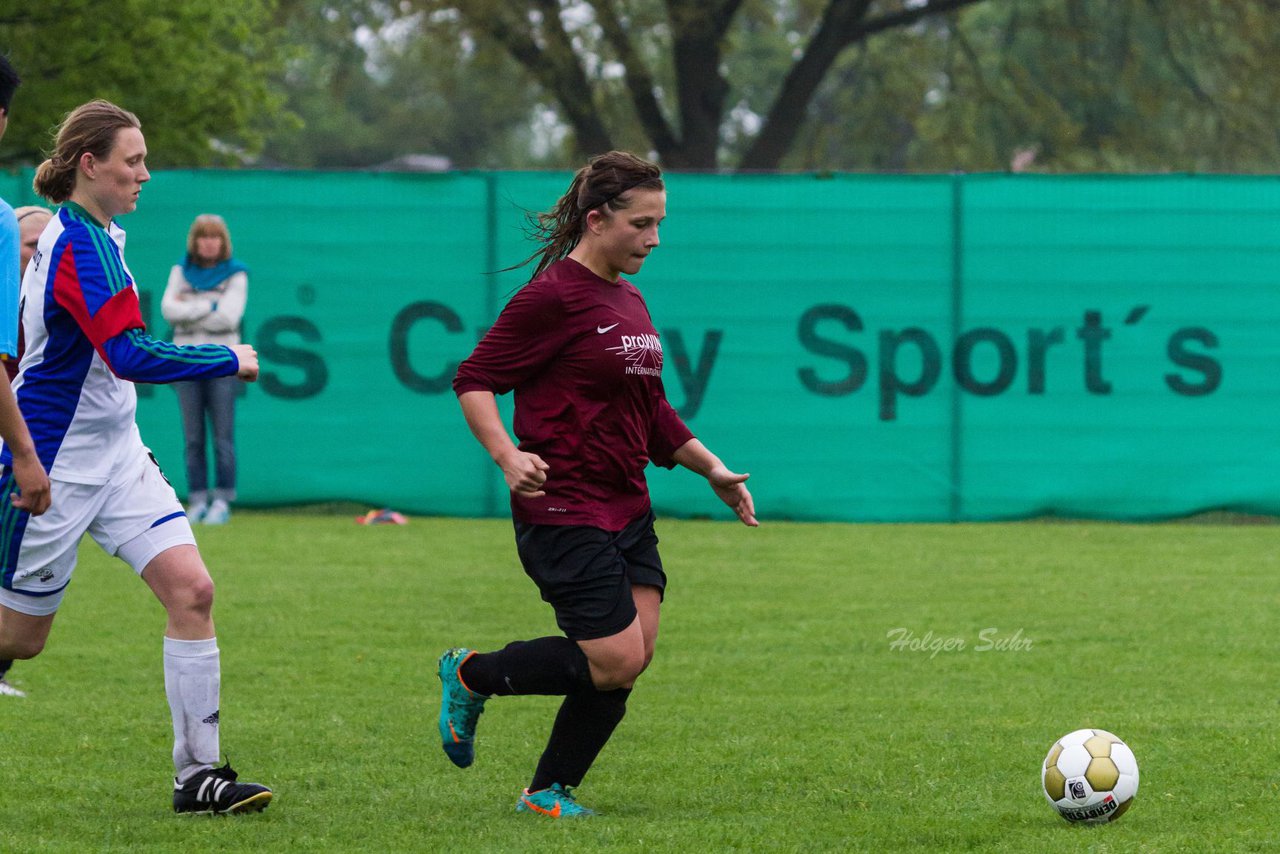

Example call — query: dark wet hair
[516,150,664,281]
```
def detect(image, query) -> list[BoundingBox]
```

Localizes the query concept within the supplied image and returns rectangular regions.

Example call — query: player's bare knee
[2,635,46,660]
[172,576,215,618]
[18,636,46,659]
[594,651,646,689]
[593,671,634,691]
[191,576,215,615]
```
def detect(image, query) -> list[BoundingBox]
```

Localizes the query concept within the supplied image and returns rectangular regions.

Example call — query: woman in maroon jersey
[439,150,756,818]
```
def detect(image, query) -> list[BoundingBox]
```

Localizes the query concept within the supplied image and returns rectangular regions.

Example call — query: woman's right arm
[54,240,241,384]
[453,281,566,497]
[458,390,549,497]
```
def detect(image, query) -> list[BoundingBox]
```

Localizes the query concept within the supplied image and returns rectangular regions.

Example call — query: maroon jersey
[454,258,694,530]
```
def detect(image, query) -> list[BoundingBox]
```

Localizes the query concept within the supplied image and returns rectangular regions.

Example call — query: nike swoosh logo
[522,793,561,817]
[597,323,620,334]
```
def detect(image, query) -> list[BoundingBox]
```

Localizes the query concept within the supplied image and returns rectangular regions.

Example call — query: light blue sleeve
[0,200,19,358]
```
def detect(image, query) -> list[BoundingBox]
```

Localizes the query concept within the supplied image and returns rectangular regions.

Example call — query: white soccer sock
[163,636,221,785]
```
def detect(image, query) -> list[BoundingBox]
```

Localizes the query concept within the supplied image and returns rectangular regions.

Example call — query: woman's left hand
[708,466,758,527]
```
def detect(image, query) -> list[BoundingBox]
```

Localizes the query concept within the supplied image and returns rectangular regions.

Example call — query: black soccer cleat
[173,762,273,815]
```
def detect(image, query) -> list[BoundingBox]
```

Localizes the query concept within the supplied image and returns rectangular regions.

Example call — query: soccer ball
[1041,728,1139,824]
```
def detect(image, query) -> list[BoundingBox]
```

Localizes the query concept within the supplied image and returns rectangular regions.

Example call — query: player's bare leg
[143,546,272,815]
[0,606,55,697]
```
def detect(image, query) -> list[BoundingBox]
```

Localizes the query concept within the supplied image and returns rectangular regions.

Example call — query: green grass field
[1,513,1277,852]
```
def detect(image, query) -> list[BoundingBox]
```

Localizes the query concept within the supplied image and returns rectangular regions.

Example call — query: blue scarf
[181,256,248,292]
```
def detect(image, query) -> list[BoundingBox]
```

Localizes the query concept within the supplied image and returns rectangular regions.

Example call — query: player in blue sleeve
[0,55,52,698]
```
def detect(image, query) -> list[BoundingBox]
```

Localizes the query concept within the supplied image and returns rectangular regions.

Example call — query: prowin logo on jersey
[606,333,664,377]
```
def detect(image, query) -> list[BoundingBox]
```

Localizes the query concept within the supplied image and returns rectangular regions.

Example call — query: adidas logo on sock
[202,710,220,726]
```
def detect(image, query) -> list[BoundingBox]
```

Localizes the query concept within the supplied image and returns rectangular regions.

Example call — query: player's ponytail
[32,157,75,204]
[514,150,664,282]
[33,100,141,204]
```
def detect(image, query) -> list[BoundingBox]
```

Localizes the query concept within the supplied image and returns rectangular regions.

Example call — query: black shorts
[513,509,666,641]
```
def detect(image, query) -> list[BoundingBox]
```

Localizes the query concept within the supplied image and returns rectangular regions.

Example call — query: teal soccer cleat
[436,647,488,768]
[516,783,596,819]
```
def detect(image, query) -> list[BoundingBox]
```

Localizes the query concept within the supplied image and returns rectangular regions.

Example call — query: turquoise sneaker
[516,783,596,818]
[437,647,488,768]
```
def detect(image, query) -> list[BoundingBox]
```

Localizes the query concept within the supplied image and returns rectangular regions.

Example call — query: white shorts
[0,445,196,616]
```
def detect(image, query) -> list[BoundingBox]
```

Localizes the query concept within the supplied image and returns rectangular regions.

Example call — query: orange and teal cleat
[436,647,488,768]
[516,783,596,818]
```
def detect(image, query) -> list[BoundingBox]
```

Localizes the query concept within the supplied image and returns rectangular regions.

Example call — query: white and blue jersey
[1,202,239,483]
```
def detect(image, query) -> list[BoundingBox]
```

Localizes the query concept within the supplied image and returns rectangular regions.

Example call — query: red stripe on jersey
[51,244,145,359]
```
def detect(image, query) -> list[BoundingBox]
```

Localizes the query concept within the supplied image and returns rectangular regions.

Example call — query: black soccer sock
[459,636,592,697]
[529,686,631,791]
[0,659,11,680]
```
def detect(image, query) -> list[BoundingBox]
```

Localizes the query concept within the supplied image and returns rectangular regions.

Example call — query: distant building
[373,153,453,172]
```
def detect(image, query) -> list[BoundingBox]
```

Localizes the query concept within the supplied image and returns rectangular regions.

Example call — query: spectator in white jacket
[161,214,248,525]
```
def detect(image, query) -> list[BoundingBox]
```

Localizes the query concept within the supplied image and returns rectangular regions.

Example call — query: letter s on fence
[258,316,328,399]
[1164,327,1221,396]
[797,304,868,396]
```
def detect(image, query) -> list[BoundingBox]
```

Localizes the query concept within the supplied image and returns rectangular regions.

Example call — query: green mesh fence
[4,169,1277,522]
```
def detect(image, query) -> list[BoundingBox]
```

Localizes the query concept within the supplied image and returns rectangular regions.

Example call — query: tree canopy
[259,0,546,168]
[1,0,288,167]
[875,0,1280,172]
[4,1,1277,172]
[410,0,990,169]
[406,0,1280,172]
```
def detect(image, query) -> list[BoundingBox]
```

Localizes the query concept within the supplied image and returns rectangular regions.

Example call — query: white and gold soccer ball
[1041,728,1139,824]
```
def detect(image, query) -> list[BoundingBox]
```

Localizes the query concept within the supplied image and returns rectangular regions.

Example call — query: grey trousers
[175,376,238,503]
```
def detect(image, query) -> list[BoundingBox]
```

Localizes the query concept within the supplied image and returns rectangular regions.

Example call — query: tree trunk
[661,0,744,168]
[740,0,872,170]
[473,3,615,155]
[739,0,988,171]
